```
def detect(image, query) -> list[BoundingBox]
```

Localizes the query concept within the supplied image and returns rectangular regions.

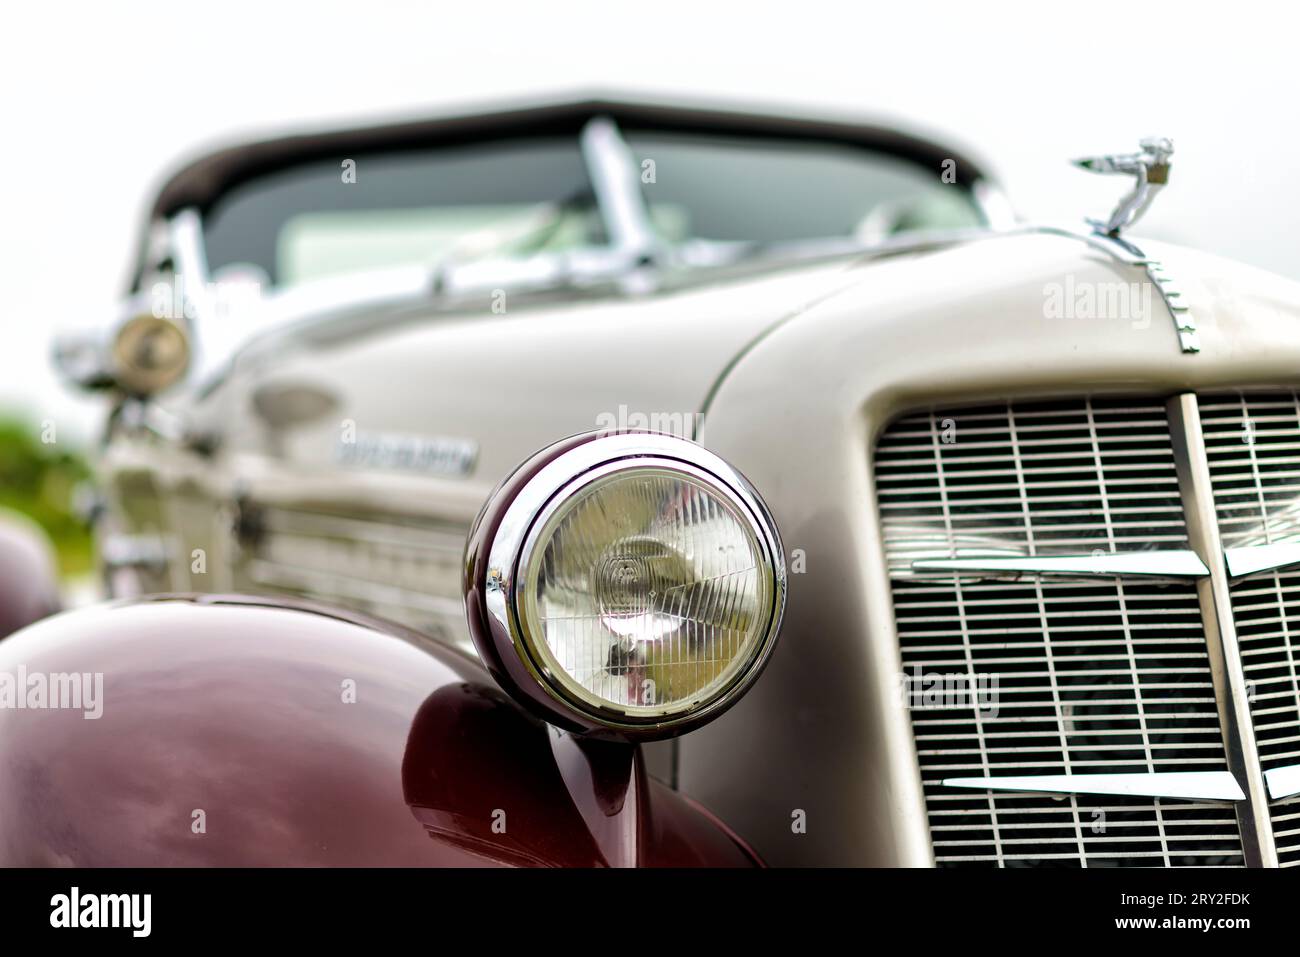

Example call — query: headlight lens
[112,314,189,395]
[472,433,785,735]
[519,466,774,718]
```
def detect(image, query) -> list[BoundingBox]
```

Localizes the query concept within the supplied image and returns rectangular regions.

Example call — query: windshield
[202,137,605,289]
[199,124,985,291]
[624,130,982,244]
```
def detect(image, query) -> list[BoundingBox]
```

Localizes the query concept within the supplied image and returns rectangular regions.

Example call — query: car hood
[198,252,879,517]
[193,229,1300,526]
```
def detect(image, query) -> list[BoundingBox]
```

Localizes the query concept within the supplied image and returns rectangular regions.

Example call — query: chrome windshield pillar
[579,116,658,263]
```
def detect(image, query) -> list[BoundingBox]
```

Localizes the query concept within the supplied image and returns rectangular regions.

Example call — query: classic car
[3,93,1299,868]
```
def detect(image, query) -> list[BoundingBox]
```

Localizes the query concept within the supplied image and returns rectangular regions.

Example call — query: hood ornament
[1074,136,1174,236]
[1068,136,1197,354]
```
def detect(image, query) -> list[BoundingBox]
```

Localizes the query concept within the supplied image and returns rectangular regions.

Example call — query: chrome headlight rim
[477,431,786,737]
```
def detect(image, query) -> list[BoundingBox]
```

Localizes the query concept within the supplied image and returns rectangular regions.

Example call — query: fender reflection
[0,594,757,866]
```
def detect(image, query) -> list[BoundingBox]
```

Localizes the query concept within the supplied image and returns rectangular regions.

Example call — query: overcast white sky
[2,0,1296,444]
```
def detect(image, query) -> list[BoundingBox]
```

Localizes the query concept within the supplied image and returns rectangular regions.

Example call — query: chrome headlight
[111,313,190,395]
[465,432,785,738]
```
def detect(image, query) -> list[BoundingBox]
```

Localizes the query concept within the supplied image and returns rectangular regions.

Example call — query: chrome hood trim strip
[1264,765,1300,801]
[911,550,1208,578]
[941,771,1246,802]
[1224,543,1300,579]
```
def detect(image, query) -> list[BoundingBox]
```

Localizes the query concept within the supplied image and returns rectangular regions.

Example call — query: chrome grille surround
[877,392,1300,867]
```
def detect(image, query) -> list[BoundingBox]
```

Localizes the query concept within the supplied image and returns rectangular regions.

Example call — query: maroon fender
[0,594,759,867]
[0,510,60,639]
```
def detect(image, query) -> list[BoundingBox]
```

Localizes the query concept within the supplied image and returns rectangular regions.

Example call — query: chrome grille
[927,794,1243,868]
[877,397,1245,867]
[878,399,1188,575]
[1203,392,1300,861]
[237,504,472,650]
[1203,393,1300,767]
[895,579,1225,774]
[1201,392,1300,549]
[1273,797,1300,868]
[1219,571,1300,768]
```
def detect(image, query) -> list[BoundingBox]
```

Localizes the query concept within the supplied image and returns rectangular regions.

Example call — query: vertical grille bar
[1166,394,1277,866]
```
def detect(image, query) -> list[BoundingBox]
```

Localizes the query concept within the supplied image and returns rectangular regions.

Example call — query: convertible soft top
[149,91,995,220]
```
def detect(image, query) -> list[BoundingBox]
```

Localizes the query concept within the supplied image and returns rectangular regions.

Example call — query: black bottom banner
[0,866,1278,942]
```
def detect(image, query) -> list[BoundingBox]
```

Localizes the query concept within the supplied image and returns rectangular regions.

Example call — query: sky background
[2,0,1296,445]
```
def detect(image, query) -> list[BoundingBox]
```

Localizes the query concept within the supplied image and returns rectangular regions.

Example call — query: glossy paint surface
[0,595,757,866]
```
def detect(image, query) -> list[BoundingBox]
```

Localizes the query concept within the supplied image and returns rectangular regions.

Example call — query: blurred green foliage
[0,415,94,577]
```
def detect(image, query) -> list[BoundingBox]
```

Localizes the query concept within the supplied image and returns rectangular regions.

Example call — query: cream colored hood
[204,230,1300,529]
[206,255,873,522]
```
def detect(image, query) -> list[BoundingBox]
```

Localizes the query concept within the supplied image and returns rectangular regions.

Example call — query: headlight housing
[465,432,785,739]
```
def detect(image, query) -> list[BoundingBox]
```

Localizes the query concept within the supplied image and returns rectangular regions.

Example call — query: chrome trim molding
[99,532,170,571]
[1225,543,1300,579]
[942,771,1246,803]
[1146,258,1200,355]
[915,545,1300,581]
[912,550,1209,579]
[1264,764,1300,801]
[168,208,211,329]
[1020,223,1200,354]
[1168,393,1279,866]
[579,116,658,262]
[1086,235,1199,355]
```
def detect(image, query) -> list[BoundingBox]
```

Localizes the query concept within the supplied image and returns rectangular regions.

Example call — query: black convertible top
[149,91,995,220]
